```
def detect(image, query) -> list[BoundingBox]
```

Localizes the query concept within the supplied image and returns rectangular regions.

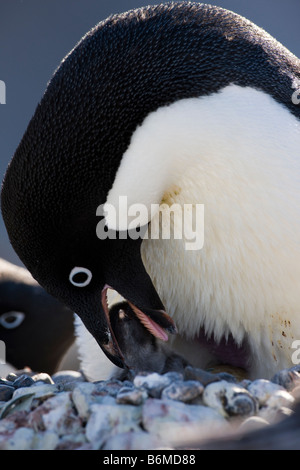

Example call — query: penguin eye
[0,311,25,329]
[69,267,92,287]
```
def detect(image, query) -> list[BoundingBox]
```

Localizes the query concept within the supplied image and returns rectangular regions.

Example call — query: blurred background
[1,0,300,267]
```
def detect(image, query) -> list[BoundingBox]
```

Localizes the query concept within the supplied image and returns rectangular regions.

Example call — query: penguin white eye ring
[69,267,92,287]
[0,311,25,329]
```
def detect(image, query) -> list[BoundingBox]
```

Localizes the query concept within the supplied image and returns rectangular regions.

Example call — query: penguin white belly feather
[106,84,300,379]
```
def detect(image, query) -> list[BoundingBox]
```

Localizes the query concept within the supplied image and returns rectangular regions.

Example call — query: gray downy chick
[109,301,188,376]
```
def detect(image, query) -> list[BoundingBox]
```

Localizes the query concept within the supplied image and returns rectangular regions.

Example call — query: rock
[239,416,270,433]
[265,390,295,409]
[13,383,57,400]
[0,377,15,386]
[0,421,17,439]
[216,372,238,383]
[0,363,298,450]
[5,373,18,383]
[291,385,300,400]
[52,370,85,392]
[248,379,285,406]
[41,392,83,437]
[94,379,123,397]
[258,390,295,422]
[259,405,294,424]
[71,382,115,420]
[271,369,300,391]
[163,372,184,382]
[0,384,15,401]
[31,373,54,385]
[203,380,258,418]
[55,432,87,450]
[32,431,59,450]
[13,374,35,388]
[72,382,97,419]
[184,366,220,386]
[52,370,85,386]
[102,431,165,450]
[133,373,172,398]
[209,365,249,382]
[116,387,148,405]
[0,427,34,450]
[239,379,252,389]
[86,403,142,449]
[0,393,34,419]
[142,398,227,445]
[161,380,204,402]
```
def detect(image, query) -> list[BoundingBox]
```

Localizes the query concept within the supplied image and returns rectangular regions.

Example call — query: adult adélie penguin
[1,2,300,380]
[0,258,75,374]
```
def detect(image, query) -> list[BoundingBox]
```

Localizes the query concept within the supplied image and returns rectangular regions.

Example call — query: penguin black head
[0,259,75,374]
[1,3,300,370]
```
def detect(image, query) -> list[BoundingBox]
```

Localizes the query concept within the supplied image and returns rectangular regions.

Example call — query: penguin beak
[100,284,177,368]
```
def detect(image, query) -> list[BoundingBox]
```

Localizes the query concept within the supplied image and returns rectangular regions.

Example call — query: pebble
[217,372,238,383]
[271,369,300,391]
[102,431,164,450]
[52,370,85,388]
[71,382,97,419]
[116,387,148,405]
[56,432,87,450]
[0,377,14,386]
[0,393,35,419]
[258,390,295,422]
[13,374,35,388]
[94,379,123,397]
[31,373,54,385]
[133,372,172,398]
[5,373,18,383]
[0,385,15,401]
[72,382,116,420]
[142,398,227,445]
[291,385,300,400]
[86,403,142,449]
[0,365,297,449]
[42,392,82,436]
[239,416,270,433]
[32,431,59,450]
[247,379,285,406]
[161,380,204,402]
[0,427,35,450]
[184,366,220,386]
[202,380,258,418]
[13,383,58,400]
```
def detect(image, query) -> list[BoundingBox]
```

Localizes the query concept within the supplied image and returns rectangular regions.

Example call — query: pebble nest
[0,364,300,450]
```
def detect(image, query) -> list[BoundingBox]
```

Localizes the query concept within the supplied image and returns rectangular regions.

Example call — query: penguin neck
[104,84,300,231]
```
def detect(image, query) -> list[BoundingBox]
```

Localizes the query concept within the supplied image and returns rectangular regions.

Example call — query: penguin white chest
[105,84,300,378]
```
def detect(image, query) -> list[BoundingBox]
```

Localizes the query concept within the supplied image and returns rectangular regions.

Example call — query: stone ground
[0,364,299,450]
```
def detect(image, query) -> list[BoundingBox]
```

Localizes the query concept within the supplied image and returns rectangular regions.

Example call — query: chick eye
[69,267,92,287]
[0,311,25,329]
[118,309,127,320]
